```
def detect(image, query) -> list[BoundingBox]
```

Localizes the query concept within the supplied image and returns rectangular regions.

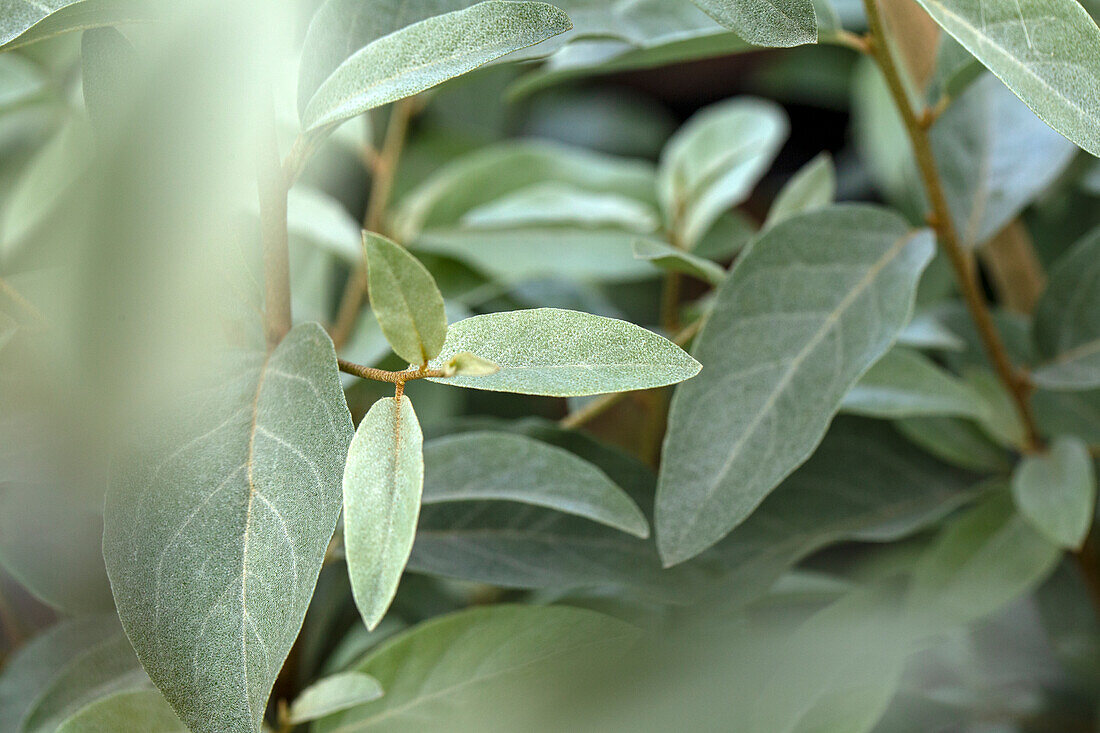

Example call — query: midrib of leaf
[681,134,766,212]
[371,398,407,607]
[691,230,922,525]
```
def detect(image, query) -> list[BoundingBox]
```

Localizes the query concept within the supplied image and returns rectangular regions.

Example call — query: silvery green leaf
[460,182,660,233]
[423,431,649,537]
[54,690,186,733]
[633,239,726,285]
[103,323,353,733]
[365,232,447,365]
[658,97,788,248]
[287,672,383,725]
[1011,435,1096,549]
[657,205,935,565]
[0,0,152,51]
[315,605,639,732]
[688,0,817,47]
[344,396,424,631]
[763,151,836,228]
[301,2,572,132]
[1032,226,1100,390]
[932,75,1078,248]
[440,351,499,377]
[895,416,1014,472]
[1033,387,1100,446]
[928,35,983,102]
[841,346,990,419]
[912,0,1100,156]
[896,311,965,351]
[909,490,1060,626]
[963,367,1028,448]
[287,187,362,264]
[427,308,701,396]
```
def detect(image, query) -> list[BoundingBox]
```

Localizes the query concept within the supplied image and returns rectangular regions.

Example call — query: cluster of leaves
[1,0,1100,731]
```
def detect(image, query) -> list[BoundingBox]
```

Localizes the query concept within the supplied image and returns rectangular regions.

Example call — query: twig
[338,359,445,384]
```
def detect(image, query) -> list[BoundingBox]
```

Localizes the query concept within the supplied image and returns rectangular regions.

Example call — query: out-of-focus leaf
[54,690,185,732]
[897,311,965,351]
[365,232,447,365]
[344,396,423,632]
[763,151,836,229]
[80,27,136,138]
[912,0,1100,156]
[103,324,353,733]
[427,308,700,396]
[439,350,498,377]
[287,672,383,725]
[461,182,659,233]
[658,97,788,248]
[1032,225,1100,390]
[423,431,649,537]
[657,205,935,565]
[301,2,572,132]
[841,346,989,419]
[962,367,1027,448]
[0,54,46,109]
[632,239,726,285]
[932,75,1078,248]
[895,415,1013,472]
[688,0,817,47]
[0,0,153,51]
[1011,435,1096,549]
[287,187,362,264]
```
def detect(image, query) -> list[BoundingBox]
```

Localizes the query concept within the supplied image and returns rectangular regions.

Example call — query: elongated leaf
[932,75,1078,248]
[0,0,151,51]
[897,311,965,351]
[461,182,659,233]
[103,323,353,733]
[841,346,990,419]
[658,97,788,248]
[301,2,572,132]
[55,690,185,733]
[895,415,1013,472]
[287,672,383,724]
[1032,226,1100,390]
[423,431,649,537]
[365,232,447,365]
[287,187,362,264]
[689,0,817,47]
[344,396,424,631]
[633,239,726,285]
[912,0,1100,156]
[427,308,701,396]
[657,205,935,565]
[1011,435,1096,549]
[316,605,639,732]
[764,151,836,228]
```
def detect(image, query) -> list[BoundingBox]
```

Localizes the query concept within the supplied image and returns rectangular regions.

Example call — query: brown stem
[330,99,416,350]
[338,358,445,384]
[861,0,1041,452]
[258,92,293,350]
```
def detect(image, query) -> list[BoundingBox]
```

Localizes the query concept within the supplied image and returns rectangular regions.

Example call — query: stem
[258,92,293,350]
[338,358,445,384]
[861,0,1041,451]
[330,99,416,350]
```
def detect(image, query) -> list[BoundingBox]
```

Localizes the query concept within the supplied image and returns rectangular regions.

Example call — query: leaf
[0,0,152,51]
[287,187,362,264]
[932,75,1078,248]
[689,0,817,47]
[897,310,965,350]
[344,395,424,631]
[54,690,186,733]
[895,415,1014,472]
[632,239,727,285]
[287,672,383,725]
[423,431,649,537]
[80,27,137,138]
[440,351,499,377]
[909,490,1061,626]
[840,346,990,419]
[102,323,353,733]
[427,308,701,396]
[0,54,46,109]
[461,182,660,233]
[911,0,1100,156]
[1011,435,1096,549]
[657,205,935,565]
[315,605,639,732]
[365,232,447,366]
[301,2,572,132]
[658,97,788,248]
[764,151,836,229]
[1032,225,1100,390]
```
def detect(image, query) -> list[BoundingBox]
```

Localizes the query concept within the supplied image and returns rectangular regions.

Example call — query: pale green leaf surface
[80,27,136,138]
[657,205,935,565]
[841,346,990,419]
[912,0,1100,156]
[316,605,639,732]
[427,308,701,396]
[344,396,424,631]
[288,188,362,264]
[633,239,726,285]
[1011,435,1096,549]
[0,53,46,109]
[963,367,1028,448]
[288,672,383,725]
[895,416,1013,472]
[764,151,836,228]
[1032,226,1100,390]
[658,97,788,248]
[461,182,660,233]
[896,311,965,351]
[0,0,152,51]
[689,0,817,47]
[301,2,572,132]
[55,690,185,732]
[365,232,447,365]
[423,431,649,537]
[103,323,353,733]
